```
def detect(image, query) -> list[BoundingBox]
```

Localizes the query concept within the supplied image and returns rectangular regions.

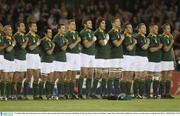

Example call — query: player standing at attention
[108,17,124,96]
[14,21,29,100]
[122,23,137,98]
[53,24,68,99]
[147,24,162,99]
[79,17,96,99]
[66,19,81,99]
[40,28,55,100]
[94,17,111,98]
[160,23,175,99]
[133,23,149,98]
[26,21,41,100]
[3,25,16,100]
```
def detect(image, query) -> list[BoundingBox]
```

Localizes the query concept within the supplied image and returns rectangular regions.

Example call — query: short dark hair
[58,23,65,29]
[111,16,120,23]
[124,23,132,29]
[96,17,105,28]
[161,23,170,31]
[16,20,24,28]
[82,17,91,25]
[68,19,75,24]
[28,20,36,27]
[137,23,145,29]
[43,27,52,34]
[149,23,158,28]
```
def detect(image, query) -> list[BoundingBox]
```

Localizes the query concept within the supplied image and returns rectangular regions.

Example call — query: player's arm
[82,37,96,48]
[112,38,123,47]
[21,37,29,49]
[29,39,41,51]
[61,39,68,51]
[68,36,81,49]
[163,39,174,52]
[6,39,16,52]
[127,39,137,51]
[46,42,55,55]
[149,43,162,52]
[98,34,109,46]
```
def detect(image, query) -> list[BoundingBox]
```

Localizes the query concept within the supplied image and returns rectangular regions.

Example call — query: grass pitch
[0,96,179,112]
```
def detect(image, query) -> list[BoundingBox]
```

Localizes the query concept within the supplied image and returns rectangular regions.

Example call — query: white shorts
[80,53,95,68]
[66,53,81,71]
[0,55,4,70]
[94,58,111,68]
[41,62,54,74]
[109,58,123,68]
[134,56,149,72]
[3,59,15,72]
[15,59,27,72]
[54,61,67,72]
[161,61,174,71]
[148,62,162,72]
[26,53,41,70]
[122,55,137,71]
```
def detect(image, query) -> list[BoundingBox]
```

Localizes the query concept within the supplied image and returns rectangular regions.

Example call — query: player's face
[46,29,52,39]
[69,22,76,31]
[126,24,133,34]
[18,23,26,33]
[6,26,13,36]
[139,25,146,35]
[100,20,106,30]
[86,20,92,29]
[30,23,37,33]
[164,25,171,34]
[60,25,66,34]
[152,25,158,35]
[114,19,121,29]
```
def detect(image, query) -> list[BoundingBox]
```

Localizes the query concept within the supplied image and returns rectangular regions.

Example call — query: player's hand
[93,36,97,41]
[77,37,81,43]
[159,43,163,48]
[65,39,68,44]
[171,39,174,44]
[104,39,108,45]
[36,40,41,46]
[106,34,109,41]
[134,39,137,44]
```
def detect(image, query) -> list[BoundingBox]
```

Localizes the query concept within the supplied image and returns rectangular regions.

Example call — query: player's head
[44,27,52,39]
[16,20,26,33]
[138,23,146,35]
[3,25,13,36]
[28,21,37,33]
[124,23,133,34]
[83,17,92,29]
[96,17,105,30]
[68,19,76,31]
[162,23,171,35]
[111,16,121,30]
[0,23,3,32]
[58,23,66,34]
[149,23,158,35]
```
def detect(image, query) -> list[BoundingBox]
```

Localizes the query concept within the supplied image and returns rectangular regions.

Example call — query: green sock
[23,82,29,97]
[120,81,126,94]
[107,79,113,96]
[0,82,4,96]
[49,82,54,97]
[57,81,62,96]
[69,81,74,95]
[114,78,119,95]
[126,81,131,95]
[153,80,159,96]
[86,78,91,96]
[165,80,171,95]
[5,83,11,98]
[101,78,107,96]
[139,80,145,96]
[159,81,165,96]
[17,82,22,96]
[64,81,68,95]
[78,77,83,95]
[38,82,44,97]
[133,79,139,96]
[11,82,15,96]
[33,83,38,97]
[145,79,151,96]
[93,78,98,94]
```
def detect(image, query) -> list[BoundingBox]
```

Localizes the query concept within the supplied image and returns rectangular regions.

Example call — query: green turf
[0,96,180,112]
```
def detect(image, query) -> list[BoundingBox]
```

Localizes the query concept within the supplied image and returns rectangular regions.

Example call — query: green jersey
[94,29,111,59]
[26,32,40,54]
[148,34,162,62]
[109,29,123,58]
[4,36,15,61]
[40,37,54,63]
[135,34,148,57]
[0,32,5,55]
[66,31,80,54]
[53,34,67,62]
[123,34,136,56]
[80,28,96,55]
[14,32,27,60]
[160,34,173,61]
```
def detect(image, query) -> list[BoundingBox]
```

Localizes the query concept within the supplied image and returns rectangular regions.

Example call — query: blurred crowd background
[0,0,180,70]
